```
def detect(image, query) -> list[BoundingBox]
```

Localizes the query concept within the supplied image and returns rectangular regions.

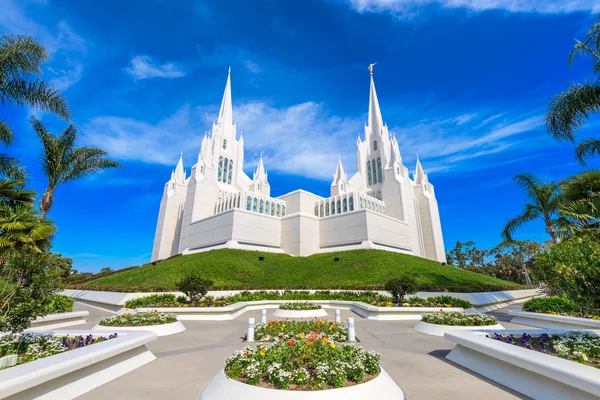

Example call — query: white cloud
[343,0,600,17]
[245,61,261,73]
[0,1,86,91]
[125,55,186,80]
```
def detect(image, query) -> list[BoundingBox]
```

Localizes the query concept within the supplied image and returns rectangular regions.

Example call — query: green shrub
[385,277,418,302]
[124,293,176,309]
[534,236,600,309]
[44,294,74,313]
[522,296,583,314]
[176,275,213,302]
[426,295,472,309]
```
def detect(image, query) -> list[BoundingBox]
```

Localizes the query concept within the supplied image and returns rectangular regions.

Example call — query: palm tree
[0,34,70,144]
[502,173,562,244]
[0,204,54,261]
[546,15,600,165]
[558,169,600,238]
[30,117,122,219]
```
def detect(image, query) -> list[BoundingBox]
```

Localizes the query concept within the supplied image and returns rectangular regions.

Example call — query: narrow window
[343,198,348,212]
[373,140,378,151]
[266,201,270,214]
[331,201,336,215]
[271,204,275,216]
[228,160,233,184]
[223,158,229,182]
[325,202,330,216]
[372,158,376,183]
[337,199,341,214]
[282,206,286,216]
[277,204,281,216]
[320,203,324,216]
[349,195,354,211]
[253,198,258,212]
[237,195,241,208]
[246,197,251,210]
[260,199,264,213]
[367,160,372,185]
[377,157,383,183]
[223,139,227,149]
[218,156,223,181]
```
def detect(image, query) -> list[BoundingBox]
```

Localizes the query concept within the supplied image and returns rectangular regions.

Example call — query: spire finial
[228,66,231,75]
[368,62,378,76]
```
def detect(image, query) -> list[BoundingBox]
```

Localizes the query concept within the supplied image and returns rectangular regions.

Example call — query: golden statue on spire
[368,62,377,76]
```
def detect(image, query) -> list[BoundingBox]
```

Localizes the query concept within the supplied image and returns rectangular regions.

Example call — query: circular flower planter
[92,320,186,337]
[199,368,405,399]
[413,320,504,337]
[271,308,328,319]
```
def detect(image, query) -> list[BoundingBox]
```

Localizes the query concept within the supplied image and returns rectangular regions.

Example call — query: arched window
[253,197,258,212]
[260,199,264,213]
[266,201,270,215]
[349,195,354,211]
[223,139,227,149]
[315,205,318,216]
[331,201,336,215]
[271,204,275,216]
[372,158,376,183]
[237,195,241,208]
[277,204,281,216]
[337,199,341,214]
[228,161,233,184]
[343,198,348,212]
[360,197,364,208]
[325,202,330,216]
[367,160,372,185]
[223,158,229,183]
[282,206,286,216]
[320,203,324,216]
[377,157,383,183]
[218,156,223,181]
[246,197,251,210]
[373,140,378,151]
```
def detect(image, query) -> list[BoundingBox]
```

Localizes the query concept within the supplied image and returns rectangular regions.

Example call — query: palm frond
[575,138,600,165]
[0,118,14,146]
[0,154,26,181]
[0,34,47,81]
[546,82,600,142]
[1,78,70,120]
[502,204,540,241]
[567,15,600,75]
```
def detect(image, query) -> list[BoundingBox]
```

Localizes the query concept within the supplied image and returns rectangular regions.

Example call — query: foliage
[489,332,600,367]
[533,236,600,309]
[0,204,55,262]
[0,332,117,367]
[546,15,600,165]
[99,311,177,327]
[99,267,113,273]
[43,294,74,314]
[224,341,380,390]
[522,296,600,319]
[30,117,122,219]
[0,34,69,173]
[502,174,562,244]
[446,241,489,268]
[80,249,523,292]
[176,274,213,302]
[421,311,498,326]
[0,251,64,333]
[251,319,348,342]
[558,169,600,239]
[384,277,418,302]
[279,301,322,310]
[124,290,473,309]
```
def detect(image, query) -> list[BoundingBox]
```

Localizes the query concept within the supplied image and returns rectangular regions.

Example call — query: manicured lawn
[74,249,527,292]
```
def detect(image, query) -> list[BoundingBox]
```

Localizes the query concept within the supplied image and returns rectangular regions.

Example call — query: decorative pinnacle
[368,62,377,76]
[228,66,231,75]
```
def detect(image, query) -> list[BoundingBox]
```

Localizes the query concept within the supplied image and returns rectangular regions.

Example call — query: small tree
[446,241,490,268]
[385,277,418,303]
[177,275,213,302]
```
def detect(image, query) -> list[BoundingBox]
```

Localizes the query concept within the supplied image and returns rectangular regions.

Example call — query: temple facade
[151,68,446,262]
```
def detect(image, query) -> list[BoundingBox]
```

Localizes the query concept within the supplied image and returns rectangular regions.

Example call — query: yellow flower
[299,333,305,339]
[282,324,286,328]
[330,343,336,349]
[260,349,266,356]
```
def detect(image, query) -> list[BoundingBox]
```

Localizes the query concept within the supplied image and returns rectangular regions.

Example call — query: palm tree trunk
[39,188,53,220]
[545,224,560,245]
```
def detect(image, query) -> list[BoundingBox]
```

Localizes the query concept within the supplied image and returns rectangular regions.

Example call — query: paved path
[74,302,532,400]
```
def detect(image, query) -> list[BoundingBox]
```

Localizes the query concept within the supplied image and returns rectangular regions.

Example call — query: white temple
[151,67,446,262]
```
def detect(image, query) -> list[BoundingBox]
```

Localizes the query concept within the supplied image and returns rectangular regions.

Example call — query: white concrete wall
[231,209,281,248]
[281,213,320,256]
[319,210,368,249]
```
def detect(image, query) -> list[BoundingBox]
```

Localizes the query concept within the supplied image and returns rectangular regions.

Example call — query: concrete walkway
[73,302,532,400]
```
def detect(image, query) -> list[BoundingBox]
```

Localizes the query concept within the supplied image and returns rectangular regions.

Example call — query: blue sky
[1,0,600,272]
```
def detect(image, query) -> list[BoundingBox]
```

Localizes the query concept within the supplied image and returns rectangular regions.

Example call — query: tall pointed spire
[368,67,383,131]
[253,153,267,182]
[174,152,186,184]
[217,68,233,127]
[333,155,347,184]
[415,155,426,184]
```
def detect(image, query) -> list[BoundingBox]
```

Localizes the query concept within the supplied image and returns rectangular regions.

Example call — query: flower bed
[249,319,349,342]
[279,302,322,311]
[124,291,472,309]
[421,311,498,326]
[225,340,380,390]
[522,296,600,320]
[98,311,178,327]
[488,331,600,368]
[0,332,117,369]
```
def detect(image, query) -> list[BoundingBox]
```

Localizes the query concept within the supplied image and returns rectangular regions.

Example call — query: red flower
[287,340,295,347]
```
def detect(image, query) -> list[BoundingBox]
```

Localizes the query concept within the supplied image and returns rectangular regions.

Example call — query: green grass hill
[72,249,527,292]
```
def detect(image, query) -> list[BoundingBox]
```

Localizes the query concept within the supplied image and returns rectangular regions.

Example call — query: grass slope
[77,249,526,292]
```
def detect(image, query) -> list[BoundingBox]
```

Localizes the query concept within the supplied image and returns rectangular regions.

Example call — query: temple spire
[253,154,267,182]
[368,69,383,132]
[333,155,347,184]
[174,152,185,184]
[415,155,426,184]
[217,68,233,127]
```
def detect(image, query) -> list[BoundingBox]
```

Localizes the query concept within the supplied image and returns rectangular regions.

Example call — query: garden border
[26,311,89,331]
[272,308,328,319]
[92,320,186,337]
[413,320,504,337]
[509,310,600,330]
[199,367,405,399]
[0,329,157,400]
[444,329,600,400]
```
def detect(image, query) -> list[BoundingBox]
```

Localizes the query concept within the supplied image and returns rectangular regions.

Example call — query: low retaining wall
[137,300,463,321]
[509,311,600,330]
[92,320,186,337]
[413,321,504,337]
[0,330,157,400]
[27,311,89,331]
[63,288,538,313]
[271,308,328,319]
[445,329,600,400]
